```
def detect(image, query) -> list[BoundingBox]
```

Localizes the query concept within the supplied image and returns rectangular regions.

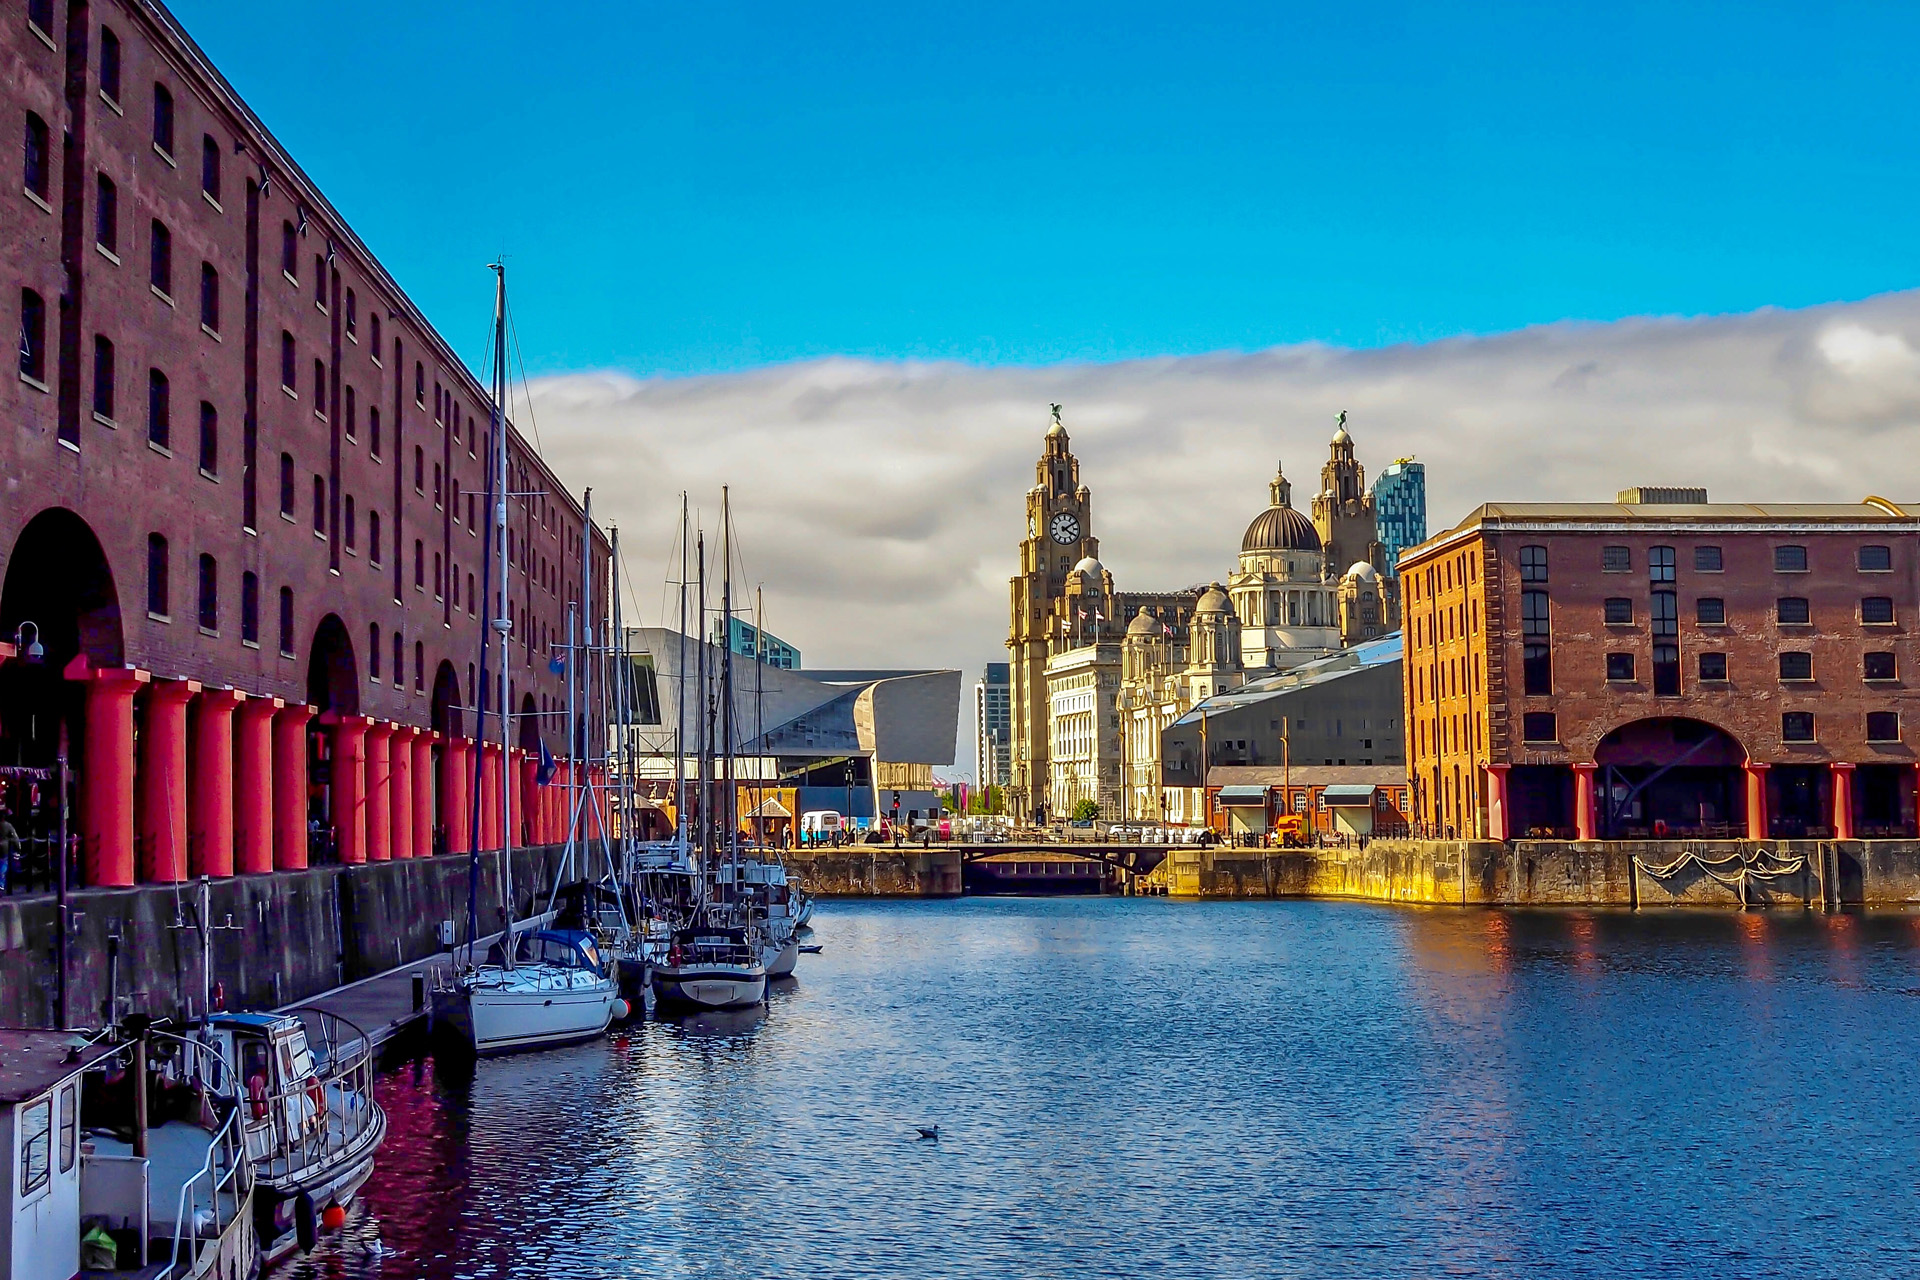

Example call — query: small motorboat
[798,944,823,954]
[651,925,768,1011]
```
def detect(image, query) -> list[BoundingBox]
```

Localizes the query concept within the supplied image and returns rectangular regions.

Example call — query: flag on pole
[548,654,566,676]
[536,741,557,785]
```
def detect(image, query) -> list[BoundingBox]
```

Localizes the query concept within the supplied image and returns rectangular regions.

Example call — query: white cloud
[527,289,1920,772]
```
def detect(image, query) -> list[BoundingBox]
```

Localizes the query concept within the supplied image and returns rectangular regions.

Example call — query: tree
[1070,798,1100,823]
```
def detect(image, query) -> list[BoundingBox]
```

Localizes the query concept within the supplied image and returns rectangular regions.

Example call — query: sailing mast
[754,584,766,850]
[674,495,688,852]
[490,263,515,957]
[695,529,710,901]
[721,487,738,879]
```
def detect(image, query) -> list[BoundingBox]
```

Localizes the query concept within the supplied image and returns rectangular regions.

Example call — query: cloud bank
[528,290,1920,700]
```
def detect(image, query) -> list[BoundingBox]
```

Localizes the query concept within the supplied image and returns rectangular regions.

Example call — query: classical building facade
[0,2,611,888]
[1402,489,1920,841]
[1008,408,1409,823]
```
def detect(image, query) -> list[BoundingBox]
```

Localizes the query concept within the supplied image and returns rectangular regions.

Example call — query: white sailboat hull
[652,964,767,1010]
[763,939,799,978]
[436,967,619,1055]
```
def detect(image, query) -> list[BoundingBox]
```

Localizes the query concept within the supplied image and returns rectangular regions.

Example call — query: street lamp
[12,621,44,663]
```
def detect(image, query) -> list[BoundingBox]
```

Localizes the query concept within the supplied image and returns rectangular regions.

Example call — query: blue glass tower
[1370,459,1427,573]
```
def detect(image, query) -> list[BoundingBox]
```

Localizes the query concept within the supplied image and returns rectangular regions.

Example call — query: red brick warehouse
[0,0,612,887]
[1402,488,1920,843]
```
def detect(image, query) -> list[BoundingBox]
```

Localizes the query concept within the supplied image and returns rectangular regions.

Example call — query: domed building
[1228,463,1342,670]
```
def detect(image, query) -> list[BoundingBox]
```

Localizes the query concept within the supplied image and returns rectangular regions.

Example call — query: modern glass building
[975,662,1012,787]
[711,617,802,669]
[1370,459,1428,572]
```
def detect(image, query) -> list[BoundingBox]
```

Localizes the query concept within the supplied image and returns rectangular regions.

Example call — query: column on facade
[330,717,370,865]
[138,679,201,883]
[233,695,281,874]
[441,738,472,855]
[365,722,393,862]
[272,705,314,870]
[389,727,414,861]
[412,731,436,858]
[518,751,536,846]
[188,687,243,877]
[479,744,501,850]
[1744,763,1771,841]
[1832,762,1856,841]
[1484,763,1511,842]
[1572,763,1598,842]
[80,667,149,887]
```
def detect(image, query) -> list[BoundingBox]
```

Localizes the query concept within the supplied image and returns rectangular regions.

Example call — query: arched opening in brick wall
[304,614,357,858]
[1595,717,1746,838]
[518,691,540,753]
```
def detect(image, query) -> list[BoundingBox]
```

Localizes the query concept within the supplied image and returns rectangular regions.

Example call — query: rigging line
[503,295,546,461]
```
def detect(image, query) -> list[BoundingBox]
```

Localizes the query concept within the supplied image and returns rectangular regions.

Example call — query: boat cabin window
[58,1082,77,1173]
[518,934,596,970]
[242,1040,271,1086]
[19,1095,52,1197]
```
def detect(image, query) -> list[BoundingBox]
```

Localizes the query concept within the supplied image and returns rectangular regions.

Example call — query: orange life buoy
[247,1073,269,1120]
[305,1075,324,1116]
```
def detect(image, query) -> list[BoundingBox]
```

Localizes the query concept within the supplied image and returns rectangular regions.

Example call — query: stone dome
[1344,561,1378,581]
[1241,503,1322,553]
[1071,556,1104,579]
[1331,425,1352,446]
[1195,583,1231,614]
[1127,607,1158,636]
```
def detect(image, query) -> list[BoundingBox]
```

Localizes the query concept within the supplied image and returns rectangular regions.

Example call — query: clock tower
[1007,404,1097,822]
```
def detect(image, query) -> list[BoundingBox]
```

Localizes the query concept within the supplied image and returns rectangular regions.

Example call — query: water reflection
[281,900,1920,1280]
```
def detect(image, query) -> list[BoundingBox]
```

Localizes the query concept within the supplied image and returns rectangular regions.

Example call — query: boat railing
[243,1009,381,1185]
[146,1031,254,1279]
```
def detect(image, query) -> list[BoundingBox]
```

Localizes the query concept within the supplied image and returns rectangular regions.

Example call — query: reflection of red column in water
[1832,762,1856,841]
[189,687,244,877]
[139,679,201,883]
[1484,763,1511,842]
[389,727,414,860]
[1744,763,1771,841]
[1573,763,1598,841]
[234,695,281,875]
[413,732,436,858]
[365,722,393,862]
[272,705,314,870]
[82,668,149,887]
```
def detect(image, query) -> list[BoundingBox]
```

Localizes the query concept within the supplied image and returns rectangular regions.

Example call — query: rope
[1634,844,1808,889]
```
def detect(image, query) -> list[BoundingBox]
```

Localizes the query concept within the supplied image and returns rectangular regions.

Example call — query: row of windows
[1520,542,1894,583]
[1598,594,1898,627]
[1519,710,1898,746]
[1603,649,1899,684]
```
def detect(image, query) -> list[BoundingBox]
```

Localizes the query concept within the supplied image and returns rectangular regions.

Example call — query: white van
[800,811,844,837]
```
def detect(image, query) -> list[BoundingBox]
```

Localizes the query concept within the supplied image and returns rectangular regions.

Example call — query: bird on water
[914,1125,940,1141]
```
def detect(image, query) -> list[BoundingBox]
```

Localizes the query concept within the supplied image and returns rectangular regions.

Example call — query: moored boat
[651,926,768,1010]
[435,930,623,1056]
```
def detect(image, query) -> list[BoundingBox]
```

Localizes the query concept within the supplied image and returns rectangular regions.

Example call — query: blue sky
[172,1,1920,379]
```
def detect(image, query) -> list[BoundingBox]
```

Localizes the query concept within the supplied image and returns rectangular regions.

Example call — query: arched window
[147,533,169,617]
[369,623,381,679]
[197,554,217,631]
[414,539,424,589]
[23,111,48,199]
[151,82,173,156]
[200,134,219,202]
[279,452,294,516]
[98,27,121,102]
[393,631,404,687]
[280,220,297,279]
[369,407,381,458]
[344,495,356,551]
[241,572,259,644]
[277,587,294,656]
[95,172,117,251]
[344,385,356,439]
[280,331,295,389]
[312,357,326,413]
[199,262,218,331]
[147,368,170,447]
[369,511,382,566]
[197,402,216,475]
[149,218,171,294]
[414,641,424,692]
[413,445,423,493]
[18,289,45,383]
[312,474,325,533]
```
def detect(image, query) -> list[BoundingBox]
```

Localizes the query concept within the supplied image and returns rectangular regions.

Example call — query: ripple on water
[277,899,1920,1280]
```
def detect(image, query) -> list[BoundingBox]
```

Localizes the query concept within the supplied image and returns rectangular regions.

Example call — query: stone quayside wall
[0,846,570,1028]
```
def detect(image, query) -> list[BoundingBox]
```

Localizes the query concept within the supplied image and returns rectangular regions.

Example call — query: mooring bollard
[412,972,426,1012]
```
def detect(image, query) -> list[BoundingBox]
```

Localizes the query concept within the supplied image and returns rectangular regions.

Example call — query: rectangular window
[99,26,121,102]
[1603,597,1633,625]
[414,641,424,691]
[345,385,356,440]
[281,220,297,279]
[200,134,219,202]
[1860,544,1892,572]
[392,632,403,686]
[58,1083,75,1174]
[1606,652,1636,682]
[280,331,295,389]
[27,0,51,36]
[312,357,326,413]
[197,402,216,474]
[1779,651,1813,681]
[19,1096,49,1197]
[1653,642,1679,697]
[1650,590,1677,638]
[18,288,44,382]
[1696,597,1725,625]
[344,495,356,551]
[345,288,357,337]
[1519,545,1548,583]
[199,262,218,331]
[147,369,169,447]
[1602,545,1631,573]
[278,587,294,656]
[414,539,424,589]
[1866,651,1897,681]
[1523,643,1551,696]
[241,571,258,644]
[24,110,48,199]
[312,475,325,534]
[149,219,171,295]
[1649,546,1675,584]
[369,511,381,566]
[1868,711,1900,743]
[1862,596,1895,625]
[1775,544,1808,573]
[152,82,173,156]
[1693,545,1723,572]
[146,533,168,616]
[197,553,216,630]
[1522,712,1557,743]
[1782,712,1814,743]
[369,623,380,679]
[369,407,381,459]
[91,334,113,417]
[1698,652,1727,681]
[314,253,326,307]
[279,453,294,516]
[1777,597,1810,625]
[95,172,116,251]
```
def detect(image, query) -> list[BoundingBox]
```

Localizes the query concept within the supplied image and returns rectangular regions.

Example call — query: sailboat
[651,491,768,1011]
[433,264,623,1055]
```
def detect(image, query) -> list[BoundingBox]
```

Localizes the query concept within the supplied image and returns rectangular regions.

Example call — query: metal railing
[148,1030,254,1280]
[245,1009,380,1187]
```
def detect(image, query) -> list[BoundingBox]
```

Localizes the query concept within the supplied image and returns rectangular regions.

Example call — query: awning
[1321,784,1379,806]
[1214,785,1272,807]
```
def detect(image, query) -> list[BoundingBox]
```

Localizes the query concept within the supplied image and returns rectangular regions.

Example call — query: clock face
[1050,512,1081,545]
